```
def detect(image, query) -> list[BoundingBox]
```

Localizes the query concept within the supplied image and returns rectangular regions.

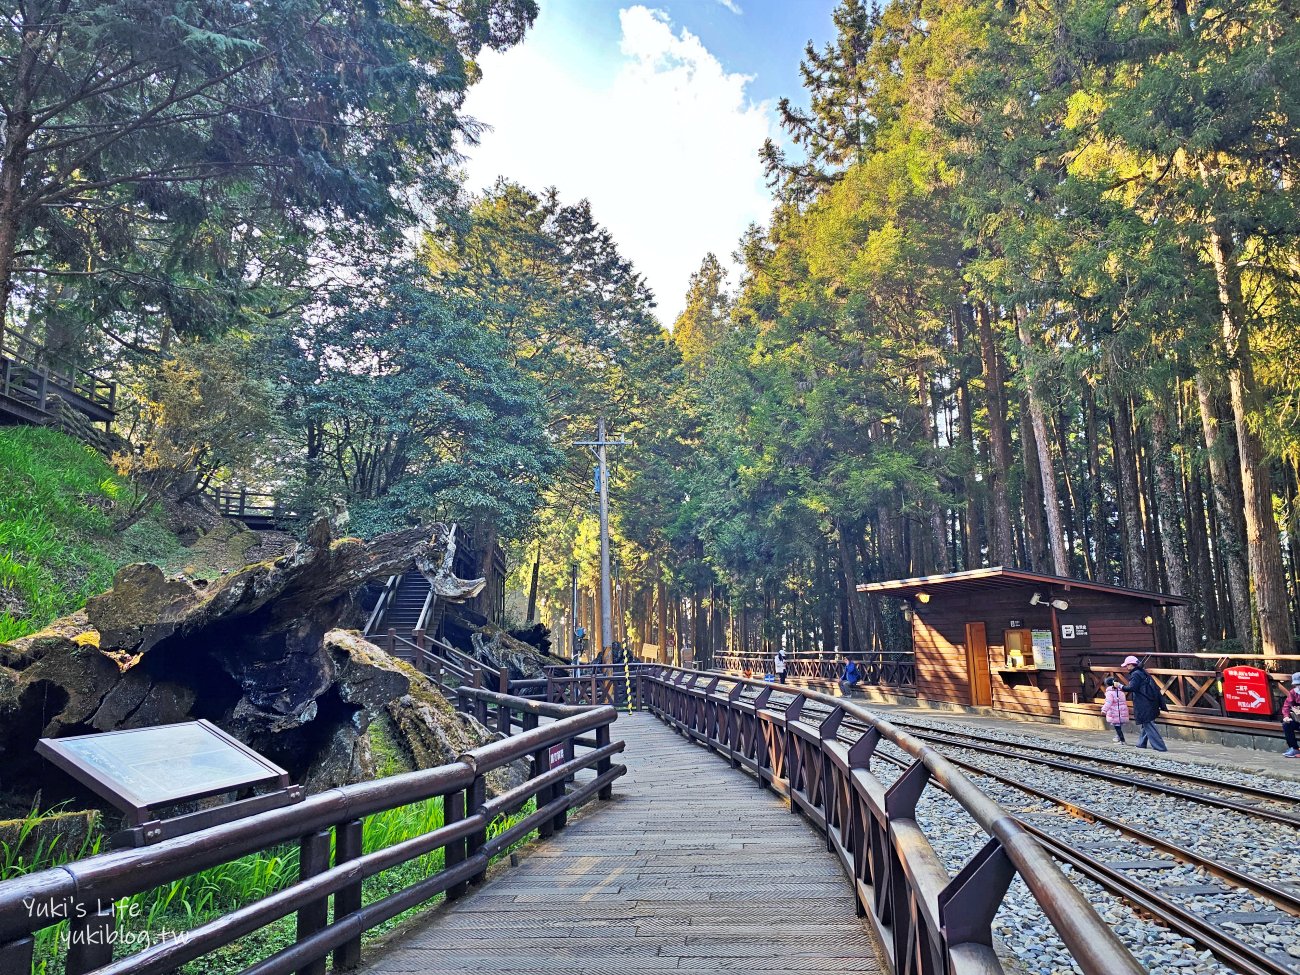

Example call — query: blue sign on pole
[594,465,601,494]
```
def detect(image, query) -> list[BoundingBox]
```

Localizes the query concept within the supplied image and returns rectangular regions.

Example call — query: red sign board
[548,743,565,769]
[1223,666,1273,716]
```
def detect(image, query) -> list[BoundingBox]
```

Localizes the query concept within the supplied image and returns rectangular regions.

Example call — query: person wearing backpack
[774,648,788,684]
[1119,655,1168,752]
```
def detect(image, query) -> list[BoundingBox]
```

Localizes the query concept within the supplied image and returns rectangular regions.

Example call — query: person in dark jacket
[1119,655,1168,752]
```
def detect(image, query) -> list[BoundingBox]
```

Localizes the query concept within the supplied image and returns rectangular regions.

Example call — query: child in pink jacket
[1102,677,1130,744]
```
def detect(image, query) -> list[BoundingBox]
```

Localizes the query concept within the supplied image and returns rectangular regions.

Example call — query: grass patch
[13,795,540,975]
[0,427,187,642]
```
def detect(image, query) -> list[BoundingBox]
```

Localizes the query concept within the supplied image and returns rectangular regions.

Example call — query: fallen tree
[0,519,521,819]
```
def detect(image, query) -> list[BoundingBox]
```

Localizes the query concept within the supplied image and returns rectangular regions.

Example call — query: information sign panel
[548,743,565,770]
[1032,629,1056,670]
[1223,666,1273,716]
[37,720,289,824]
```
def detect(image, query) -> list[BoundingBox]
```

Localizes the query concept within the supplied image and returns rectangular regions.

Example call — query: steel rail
[863,723,1300,828]
[865,746,1295,975]
[890,742,1300,917]
[883,717,1300,813]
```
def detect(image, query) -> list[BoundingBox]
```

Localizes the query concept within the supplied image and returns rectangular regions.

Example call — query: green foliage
[0,428,185,641]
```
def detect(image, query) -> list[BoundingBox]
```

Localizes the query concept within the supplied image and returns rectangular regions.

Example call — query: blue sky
[459,0,837,325]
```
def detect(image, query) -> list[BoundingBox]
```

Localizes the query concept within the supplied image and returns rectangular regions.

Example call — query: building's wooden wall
[909,586,1160,718]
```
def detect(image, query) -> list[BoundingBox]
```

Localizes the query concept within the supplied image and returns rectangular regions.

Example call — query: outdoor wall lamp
[915,592,931,604]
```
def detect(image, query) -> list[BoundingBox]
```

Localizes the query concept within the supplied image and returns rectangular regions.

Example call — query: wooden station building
[859,567,1190,720]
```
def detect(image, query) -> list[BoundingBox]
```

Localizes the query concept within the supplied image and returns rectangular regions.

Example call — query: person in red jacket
[1283,672,1300,758]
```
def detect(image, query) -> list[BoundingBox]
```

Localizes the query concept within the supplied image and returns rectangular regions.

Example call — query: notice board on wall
[1031,629,1056,670]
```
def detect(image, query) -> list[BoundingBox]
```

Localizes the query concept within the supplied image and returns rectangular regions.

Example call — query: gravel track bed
[870,739,1281,975]
[877,711,1300,802]
[924,743,1300,892]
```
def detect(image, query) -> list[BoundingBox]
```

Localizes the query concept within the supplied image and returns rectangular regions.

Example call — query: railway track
[885,718,1300,826]
[866,744,1296,975]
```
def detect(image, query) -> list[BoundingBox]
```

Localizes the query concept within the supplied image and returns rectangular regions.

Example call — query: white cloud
[458,5,775,326]
[715,0,743,13]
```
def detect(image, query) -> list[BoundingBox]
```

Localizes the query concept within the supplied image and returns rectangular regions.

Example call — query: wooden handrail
[0,324,115,409]
[644,666,1144,975]
[363,574,400,637]
[0,691,625,975]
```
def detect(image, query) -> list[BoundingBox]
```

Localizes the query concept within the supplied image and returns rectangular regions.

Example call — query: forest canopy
[4,0,1300,665]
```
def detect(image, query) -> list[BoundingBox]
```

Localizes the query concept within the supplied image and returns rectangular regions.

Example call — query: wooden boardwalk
[360,712,885,974]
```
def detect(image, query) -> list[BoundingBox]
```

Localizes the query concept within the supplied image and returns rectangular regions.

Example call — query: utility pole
[569,563,578,659]
[576,418,629,659]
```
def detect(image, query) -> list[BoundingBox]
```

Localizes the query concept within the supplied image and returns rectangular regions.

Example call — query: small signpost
[1223,666,1273,716]
[37,720,302,847]
[548,742,565,770]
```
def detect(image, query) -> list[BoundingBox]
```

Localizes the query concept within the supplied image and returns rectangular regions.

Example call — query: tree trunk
[975,302,1015,563]
[1016,311,1068,574]
[1018,399,1049,572]
[1085,386,1110,582]
[836,521,873,659]
[1148,400,1199,653]
[1204,220,1291,656]
[1108,378,1150,590]
[0,31,38,329]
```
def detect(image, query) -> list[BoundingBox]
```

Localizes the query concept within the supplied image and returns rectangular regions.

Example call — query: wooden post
[386,627,396,656]
[332,819,364,971]
[596,723,613,800]
[467,775,488,885]
[65,901,113,975]
[445,790,468,900]
[296,829,332,975]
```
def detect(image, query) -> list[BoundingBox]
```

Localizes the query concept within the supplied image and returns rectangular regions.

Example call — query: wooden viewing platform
[0,325,116,429]
[359,712,885,974]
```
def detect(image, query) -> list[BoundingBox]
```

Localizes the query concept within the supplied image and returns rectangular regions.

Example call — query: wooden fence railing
[713,651,917,691]
[206,487,298,526]
[1079,651,1300,718]
[0,693,624,975]
[0,325,116,421]
[643,667,1143,975]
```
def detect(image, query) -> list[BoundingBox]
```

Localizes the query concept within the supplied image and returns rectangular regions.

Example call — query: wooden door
[965,622,992,707]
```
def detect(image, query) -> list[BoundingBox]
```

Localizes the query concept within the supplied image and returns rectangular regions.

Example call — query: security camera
[1029,592,1043,606]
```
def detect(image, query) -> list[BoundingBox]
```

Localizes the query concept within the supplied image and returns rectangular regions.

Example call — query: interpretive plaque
[38,720,301,846]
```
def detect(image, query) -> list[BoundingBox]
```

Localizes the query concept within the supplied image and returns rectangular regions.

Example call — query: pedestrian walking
[1282,672,1300,758]
[1119,655,1168,752]
[1101,677,1130,744]
[774,649,787,684]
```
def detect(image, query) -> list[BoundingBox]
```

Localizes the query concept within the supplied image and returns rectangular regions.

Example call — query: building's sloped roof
[857,566,1191,606]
